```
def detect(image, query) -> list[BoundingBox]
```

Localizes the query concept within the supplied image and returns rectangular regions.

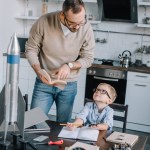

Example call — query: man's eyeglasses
[64,14,87,27]
[94,88,111,99]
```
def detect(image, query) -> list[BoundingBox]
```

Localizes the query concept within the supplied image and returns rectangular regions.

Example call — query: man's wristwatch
[67,62,74,69]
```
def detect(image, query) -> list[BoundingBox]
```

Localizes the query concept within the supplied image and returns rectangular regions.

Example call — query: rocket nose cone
[7,33,20,55]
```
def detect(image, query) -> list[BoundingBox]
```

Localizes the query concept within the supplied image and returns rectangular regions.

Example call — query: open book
[40,69,67,85]
[106,131,139,147]
[66,142,99,150]
[58,127,99,141]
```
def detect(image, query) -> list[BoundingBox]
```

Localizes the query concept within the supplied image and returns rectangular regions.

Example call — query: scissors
[34,139,63,145]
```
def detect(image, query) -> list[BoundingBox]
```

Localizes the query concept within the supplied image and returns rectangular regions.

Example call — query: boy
[67,83,117,132]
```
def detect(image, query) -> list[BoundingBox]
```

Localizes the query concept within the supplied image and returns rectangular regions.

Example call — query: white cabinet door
[0,53,3,90]
[125,72,150,126]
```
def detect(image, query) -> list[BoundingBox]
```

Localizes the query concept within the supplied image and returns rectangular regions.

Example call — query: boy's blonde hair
[98,83,117,102]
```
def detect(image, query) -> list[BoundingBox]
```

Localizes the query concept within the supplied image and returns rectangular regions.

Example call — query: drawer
[127,71,150,82]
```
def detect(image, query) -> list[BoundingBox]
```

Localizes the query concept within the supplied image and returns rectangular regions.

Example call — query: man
[25,0,95,123]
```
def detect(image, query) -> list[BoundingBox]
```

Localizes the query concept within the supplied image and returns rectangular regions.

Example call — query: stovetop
[92,58,150,74]
[93,58,121,67]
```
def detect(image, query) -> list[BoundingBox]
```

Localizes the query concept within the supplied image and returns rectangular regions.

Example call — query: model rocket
[0,33,26,143]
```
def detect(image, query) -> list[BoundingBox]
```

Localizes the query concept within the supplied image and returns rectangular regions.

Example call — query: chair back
[109,103,128,133]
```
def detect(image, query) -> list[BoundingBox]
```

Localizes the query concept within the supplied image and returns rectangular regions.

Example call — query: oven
[85,66,127,105]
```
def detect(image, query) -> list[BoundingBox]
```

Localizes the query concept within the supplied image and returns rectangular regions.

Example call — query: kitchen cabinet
[136,1,150,28]
[0,54,3,91]
[125,71,150,132]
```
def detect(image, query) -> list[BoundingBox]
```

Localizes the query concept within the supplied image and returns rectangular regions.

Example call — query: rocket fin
[0,86,5,125]
[16,88,26,138]
[0,86,10,142]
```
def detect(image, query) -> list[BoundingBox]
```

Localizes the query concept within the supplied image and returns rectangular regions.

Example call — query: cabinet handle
[94,76,118,82]
[134,84,147,87]
[135,75,148,78]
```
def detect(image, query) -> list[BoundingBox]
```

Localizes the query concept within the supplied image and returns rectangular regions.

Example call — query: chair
[109,103,128,133]
[23,94,28,111]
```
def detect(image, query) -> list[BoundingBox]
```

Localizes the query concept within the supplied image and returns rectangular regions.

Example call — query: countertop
[3,52,150,74]
[91,64,150,74]
[3,52,26,58]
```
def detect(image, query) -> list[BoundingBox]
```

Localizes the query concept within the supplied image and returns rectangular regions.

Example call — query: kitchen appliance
[118,50,131,68]
[18,37,28,52]
[93,58,121,67]
[144,17,150,24]
[97,0,137,23]
[101,59,114,65]
[85,59,127,105]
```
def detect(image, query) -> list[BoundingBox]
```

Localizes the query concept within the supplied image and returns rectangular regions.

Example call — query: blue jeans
[31,77,77,123]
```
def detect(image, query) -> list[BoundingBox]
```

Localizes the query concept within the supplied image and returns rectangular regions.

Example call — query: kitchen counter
[92,64,150,74]
[3,52,26,58]
[3,52,150,74]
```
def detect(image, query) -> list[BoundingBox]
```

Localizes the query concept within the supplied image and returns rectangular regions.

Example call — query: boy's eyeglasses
[64,14,87,27]
[94,88,111,99]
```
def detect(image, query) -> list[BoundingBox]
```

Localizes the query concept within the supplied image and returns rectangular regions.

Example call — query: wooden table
[1,120,147,150]
[46,120,147,150]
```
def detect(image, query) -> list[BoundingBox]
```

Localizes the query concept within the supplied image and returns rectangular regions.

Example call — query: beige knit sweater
[25,11,95,82]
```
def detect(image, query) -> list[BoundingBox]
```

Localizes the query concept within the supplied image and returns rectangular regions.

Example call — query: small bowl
[146,61,150,67]
[144,17,150,24]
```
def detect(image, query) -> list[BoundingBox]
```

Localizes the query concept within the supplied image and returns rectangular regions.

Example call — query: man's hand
[37,69,51,85]
[55,64,71,79]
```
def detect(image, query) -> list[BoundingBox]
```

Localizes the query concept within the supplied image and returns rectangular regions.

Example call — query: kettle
[118,50,131,68]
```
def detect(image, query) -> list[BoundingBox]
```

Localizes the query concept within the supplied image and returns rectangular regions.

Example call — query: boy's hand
[89,124,98,128]
[66,122,77,131]
[90,123,109,130]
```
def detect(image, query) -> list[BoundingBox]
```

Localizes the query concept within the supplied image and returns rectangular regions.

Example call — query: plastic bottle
[42,0,48,15]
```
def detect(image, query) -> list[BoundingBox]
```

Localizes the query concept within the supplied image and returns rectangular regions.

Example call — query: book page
[58,127,80,139]
[77,127,99,141]
[40,69,67,85]
[106,131,139,147]
[50,79,67,85]
[68,142,99,150]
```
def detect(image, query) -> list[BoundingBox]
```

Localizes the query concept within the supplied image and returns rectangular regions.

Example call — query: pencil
[60,123,82,126]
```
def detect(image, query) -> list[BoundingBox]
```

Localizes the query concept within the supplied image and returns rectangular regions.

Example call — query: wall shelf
[15,16,101,24]
[15,16,39,20]
[89,20,101,24]
[83,0,97,2]
[138,2,150,6]
[58,0,97,2]
[135,23,150,28]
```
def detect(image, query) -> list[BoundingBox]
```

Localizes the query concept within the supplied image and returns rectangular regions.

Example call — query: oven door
[85,75,127,104]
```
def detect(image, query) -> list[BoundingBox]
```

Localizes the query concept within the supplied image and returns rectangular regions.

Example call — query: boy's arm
[90,123,109,130]
[67,118,84,130]
[67,103,91,130]
[91,108,114,131]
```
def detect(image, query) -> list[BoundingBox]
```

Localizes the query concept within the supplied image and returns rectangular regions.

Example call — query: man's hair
[98,83,117,102]
[62,0,85,14]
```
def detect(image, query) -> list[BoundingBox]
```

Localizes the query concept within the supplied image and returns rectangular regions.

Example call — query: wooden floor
[48,115,150,150]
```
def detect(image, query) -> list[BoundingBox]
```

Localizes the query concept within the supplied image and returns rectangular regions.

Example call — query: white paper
[58,126,99,141]
[68,141,99,150]
[58,127,80,139]
[77,127,99,141]
[33,135,49,142]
